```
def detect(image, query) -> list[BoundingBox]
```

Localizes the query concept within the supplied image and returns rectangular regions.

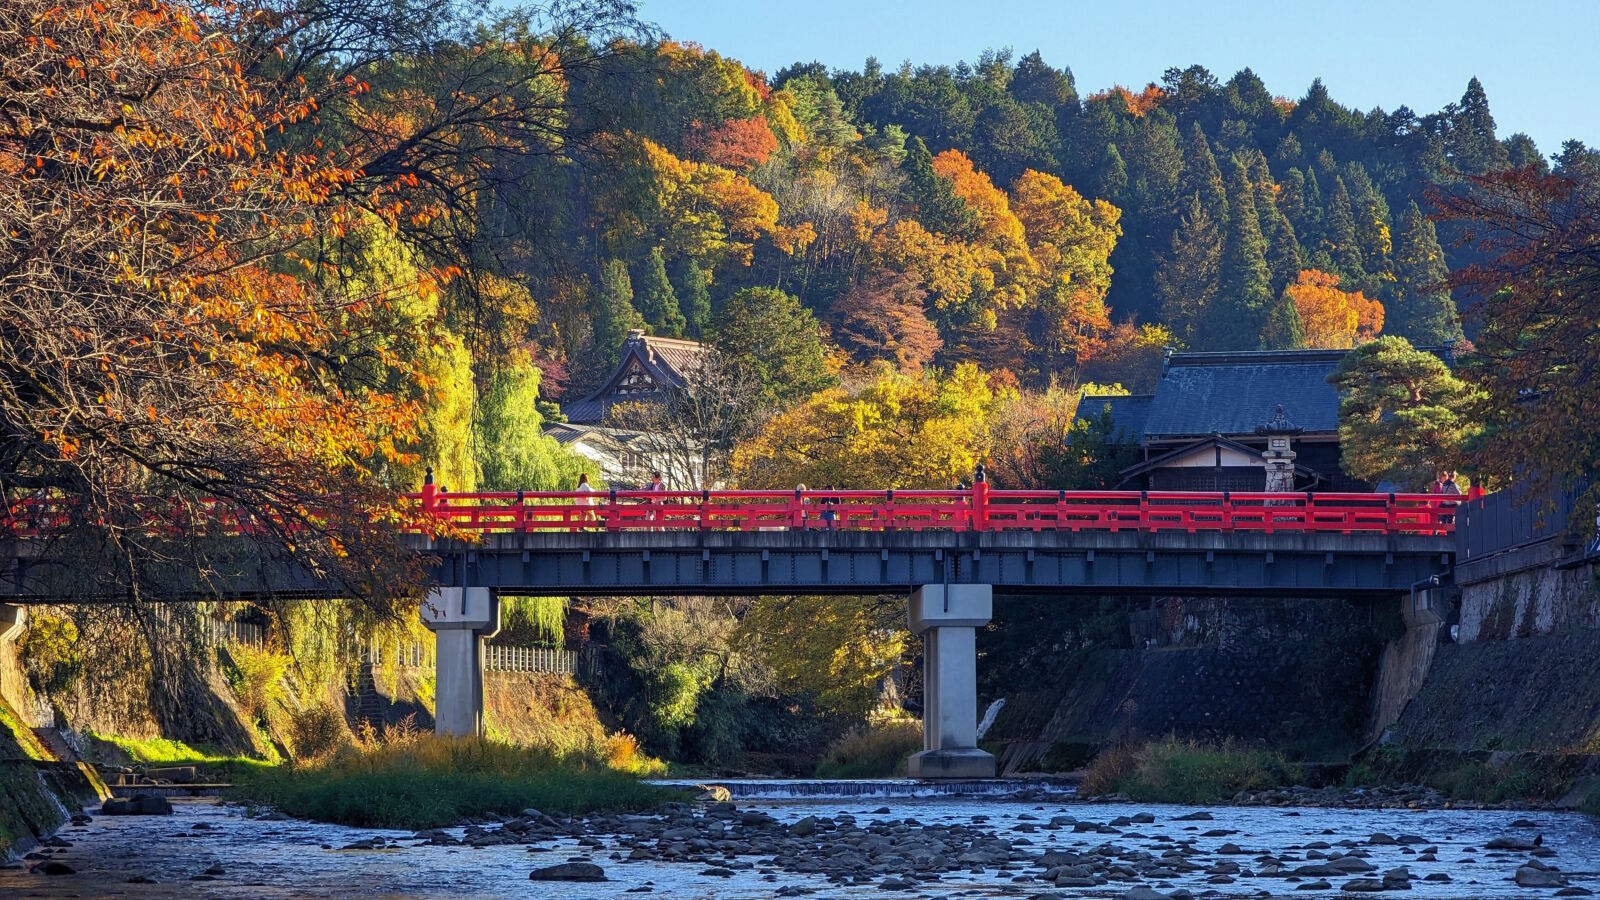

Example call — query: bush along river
[2,780,1597,898]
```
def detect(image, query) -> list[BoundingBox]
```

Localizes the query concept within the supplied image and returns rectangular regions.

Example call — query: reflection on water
[1,787,1596,898]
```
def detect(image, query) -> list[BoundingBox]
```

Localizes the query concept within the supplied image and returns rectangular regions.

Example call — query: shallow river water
[2,781,1596,898]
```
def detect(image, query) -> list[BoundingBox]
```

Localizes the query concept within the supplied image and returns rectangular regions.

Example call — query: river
[2,780,1595,898]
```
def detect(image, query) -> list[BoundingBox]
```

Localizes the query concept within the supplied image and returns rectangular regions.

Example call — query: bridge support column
[906,584,996,779]
[420,587,500,737]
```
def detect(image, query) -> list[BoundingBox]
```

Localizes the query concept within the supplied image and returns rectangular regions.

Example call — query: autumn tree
[830,271,943,370]
[1436,167,1600,500]
[736,594,909,719]
[0,0,466,608]
[1282,269,1384,350]
[476,353,597,490]
[731,364,1003,489]
[1328,337,1483,489]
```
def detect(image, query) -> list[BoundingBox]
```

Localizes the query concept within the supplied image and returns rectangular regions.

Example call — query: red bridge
[415,483,1458,535]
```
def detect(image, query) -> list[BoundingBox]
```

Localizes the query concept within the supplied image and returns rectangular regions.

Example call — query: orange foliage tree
[1283,269,1385,349]
[0,0,433,607]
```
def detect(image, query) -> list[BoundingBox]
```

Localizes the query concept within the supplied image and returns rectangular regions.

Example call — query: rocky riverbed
[1,787,1597,897]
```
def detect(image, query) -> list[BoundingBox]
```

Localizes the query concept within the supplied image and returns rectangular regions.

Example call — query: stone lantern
[1254,404,1303,493]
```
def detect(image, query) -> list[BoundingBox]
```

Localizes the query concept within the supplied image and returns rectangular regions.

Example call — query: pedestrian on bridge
[647,471,667,529]
[574,473,596,529]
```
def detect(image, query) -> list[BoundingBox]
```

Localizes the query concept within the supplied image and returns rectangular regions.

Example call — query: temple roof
[562,330,708,425]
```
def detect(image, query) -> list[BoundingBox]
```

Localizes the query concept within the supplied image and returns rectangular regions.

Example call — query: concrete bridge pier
[420,587,500,737]
[906,584,997,779]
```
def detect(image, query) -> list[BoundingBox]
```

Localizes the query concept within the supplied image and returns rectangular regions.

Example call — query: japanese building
[1081,347,1454,493]
[559,329,707,426]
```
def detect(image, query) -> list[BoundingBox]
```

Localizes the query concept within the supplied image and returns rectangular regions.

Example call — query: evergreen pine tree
[1322,176,1367,286]
[1210,157,1273,349]
[903,135,977,237]
[675,259,713,339]
[592,258,645,372]
[1244,148,1277,243]
[1260,287,1307,350]
[1390,200,1464,345]
[1447,77,1509,175]
[635,247,686,337]
[1096,143,1128,202]
[1180,122,1228,226]
[1341,163,1394,295]
[1301,168,1325,249]
[1155,193,1223,344]
[1267,206,1302,297]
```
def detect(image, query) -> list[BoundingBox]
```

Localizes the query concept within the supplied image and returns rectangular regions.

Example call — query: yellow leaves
[1285,269,1385,349]
[732,363,1002,490]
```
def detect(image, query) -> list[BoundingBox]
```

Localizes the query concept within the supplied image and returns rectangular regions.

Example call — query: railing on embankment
[410,486,1459,536]
[1455,475,1593,562]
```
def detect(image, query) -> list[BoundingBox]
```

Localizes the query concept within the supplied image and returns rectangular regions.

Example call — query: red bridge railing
[3,487,1458,539]
[409,484,1458,536]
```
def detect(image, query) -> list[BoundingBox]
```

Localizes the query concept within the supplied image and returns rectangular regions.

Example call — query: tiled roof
[542,422,640,447]
[1139,349,1354,439]
[562,330,708,424]
[1079,394,1153,442]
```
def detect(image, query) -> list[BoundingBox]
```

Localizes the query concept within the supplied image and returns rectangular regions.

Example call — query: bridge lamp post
[1255,404,1303,495]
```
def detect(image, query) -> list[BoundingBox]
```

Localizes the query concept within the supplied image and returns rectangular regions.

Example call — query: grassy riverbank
[230,735,683,829]
[1081,738,1299,803]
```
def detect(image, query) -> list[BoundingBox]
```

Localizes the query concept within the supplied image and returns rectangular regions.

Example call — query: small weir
[649,777,1077,800]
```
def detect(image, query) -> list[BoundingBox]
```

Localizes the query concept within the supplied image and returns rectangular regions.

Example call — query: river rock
[37,860,76,876]
[101,794,173,816]
[1516,865,1568,888]
[694,785,732,802]
[789,816,816,837]
[1122,888,1170,900]
[1174,811,1213,821]
[1340,878,1387,892]
[1296,881,1332,891]
[530,862,607,882]
[1488,835,1540,851]
[1555,888,1594,897]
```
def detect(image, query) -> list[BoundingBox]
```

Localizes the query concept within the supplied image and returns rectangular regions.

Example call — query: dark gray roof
[562,330,708,425]
[1140,349,1352,439]
[1079,394,1153,442]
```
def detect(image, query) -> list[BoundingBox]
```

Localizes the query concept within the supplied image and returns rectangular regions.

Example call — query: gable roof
[562,330,709,424]
[1078,394,1153,443]
[1140,349,1349,439]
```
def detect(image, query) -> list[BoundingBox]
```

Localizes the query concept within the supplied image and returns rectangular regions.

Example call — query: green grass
[82,731,275,781]
[814,720,923,778]
[230,734,684,829]
[1081,738,1300,804]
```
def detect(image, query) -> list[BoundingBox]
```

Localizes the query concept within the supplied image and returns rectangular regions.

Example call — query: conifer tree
[592,258,645,372]
[1322,176,1366,286]
[1342,164,1394,295]
[1390,200,1464,346]
[1210,157,1273,349]
[903,135,977,238]
[1155,193,1222,344]
[1260,288,1307,350]
[1179,122,1228,225]
[1300,168,1325,250]
[636,247,686,337]
[1096,143,1128,202]
[1267,207,1302,297]
[676,259,714,339]
[1447,77,1509,175]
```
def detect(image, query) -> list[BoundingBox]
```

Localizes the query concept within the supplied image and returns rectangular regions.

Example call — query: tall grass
[231,732,680,829]
[1081,738,1299,804]
[815,720,923,778]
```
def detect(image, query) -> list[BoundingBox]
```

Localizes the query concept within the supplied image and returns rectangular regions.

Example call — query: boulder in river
[1487,835,1539,851]
[1516,865,1569,888]
[530,862,607,882]
[101,794,173,816]
[694,785,732,802]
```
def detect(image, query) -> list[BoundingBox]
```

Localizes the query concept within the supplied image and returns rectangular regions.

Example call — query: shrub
[1082,738,1298,804]
[223,643,291,722]
[288,703,349,760]
[815,720,923,778]
[231,734,681,829]
[18,612,84,696]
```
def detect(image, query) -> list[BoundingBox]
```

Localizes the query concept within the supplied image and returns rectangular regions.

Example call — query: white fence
[483,645,578,674]
[203,618,264,649]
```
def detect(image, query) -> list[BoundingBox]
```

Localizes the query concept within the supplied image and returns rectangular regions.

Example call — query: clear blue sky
[635,0,1599,156]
